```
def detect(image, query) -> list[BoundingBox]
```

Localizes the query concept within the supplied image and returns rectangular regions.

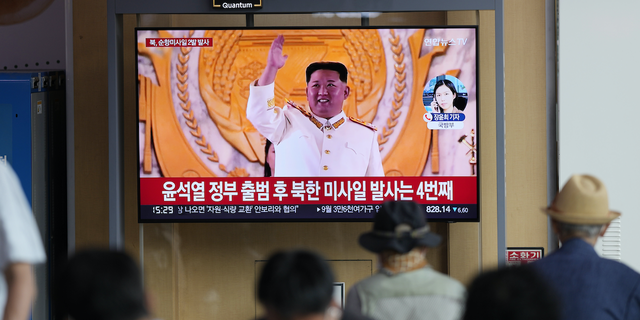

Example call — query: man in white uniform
[0,163,46,320]
[246,34,385,177]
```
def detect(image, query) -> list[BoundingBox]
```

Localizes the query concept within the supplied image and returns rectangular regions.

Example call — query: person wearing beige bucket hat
[543,174,620,226]
[344,201,465,320]
[533,174,640,320]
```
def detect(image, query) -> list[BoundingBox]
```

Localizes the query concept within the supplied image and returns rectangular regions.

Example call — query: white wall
[559,0,640,272]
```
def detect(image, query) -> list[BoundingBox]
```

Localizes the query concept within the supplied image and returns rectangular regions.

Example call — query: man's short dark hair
[305,61,348,83]
[258,249,335,319]
[57,249,148,320]
[463,266,560,320]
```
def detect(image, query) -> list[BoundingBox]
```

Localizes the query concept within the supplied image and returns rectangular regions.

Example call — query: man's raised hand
[258,34,288,86]
[267,34,288,70]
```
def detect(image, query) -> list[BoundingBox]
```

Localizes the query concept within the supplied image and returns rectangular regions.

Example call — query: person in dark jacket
[533,174,640,320]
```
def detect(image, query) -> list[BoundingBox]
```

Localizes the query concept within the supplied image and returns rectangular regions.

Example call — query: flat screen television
[136,26,479,222]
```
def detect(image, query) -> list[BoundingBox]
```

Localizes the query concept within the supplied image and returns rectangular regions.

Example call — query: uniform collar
[312,111,346,131]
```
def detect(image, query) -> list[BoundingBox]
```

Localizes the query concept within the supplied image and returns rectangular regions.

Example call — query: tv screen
[136,26,478,222]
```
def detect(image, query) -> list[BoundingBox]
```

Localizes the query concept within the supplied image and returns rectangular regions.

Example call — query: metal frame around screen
[134,25,480,224]
[103,0,508,265]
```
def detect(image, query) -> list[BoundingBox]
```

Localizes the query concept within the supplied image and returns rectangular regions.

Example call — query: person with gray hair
[533,174,640,320]
[345,200,465,320]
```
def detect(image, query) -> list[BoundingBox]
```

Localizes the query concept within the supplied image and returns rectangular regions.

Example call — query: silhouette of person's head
[57,249,149,320]
[258,249,337,320]
[463,266,560,320]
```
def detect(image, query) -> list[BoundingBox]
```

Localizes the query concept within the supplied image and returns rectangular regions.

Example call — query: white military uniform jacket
[247,81,385,177]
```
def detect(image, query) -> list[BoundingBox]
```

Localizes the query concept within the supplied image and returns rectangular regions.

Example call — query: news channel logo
[422,75,468,123]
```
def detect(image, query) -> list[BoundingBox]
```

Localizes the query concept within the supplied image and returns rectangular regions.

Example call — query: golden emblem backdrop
[138,29,450,177]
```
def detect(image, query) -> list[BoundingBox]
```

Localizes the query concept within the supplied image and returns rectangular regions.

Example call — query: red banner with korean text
[140,176,476,205]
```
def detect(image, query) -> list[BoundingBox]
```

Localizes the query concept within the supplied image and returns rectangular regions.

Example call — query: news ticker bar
[140,203,478,221]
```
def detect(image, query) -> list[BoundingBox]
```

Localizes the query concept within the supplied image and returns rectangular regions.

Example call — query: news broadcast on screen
[136,27,479,222]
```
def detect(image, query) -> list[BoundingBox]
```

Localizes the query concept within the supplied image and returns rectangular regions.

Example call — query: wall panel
[445,2,548,284]
[445,10,483,286]
[504,0,548,250]
[124,13,140,259]
[141,222,379,320]
[559,0,640,272]
[477,10,498,270]
[74,0,109,248]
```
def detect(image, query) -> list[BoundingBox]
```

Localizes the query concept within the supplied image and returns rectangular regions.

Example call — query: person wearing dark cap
[246,34,384,177]
[532,174,640,320]
[345,200,465,320]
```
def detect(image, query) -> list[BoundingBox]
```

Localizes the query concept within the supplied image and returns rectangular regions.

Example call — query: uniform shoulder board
[349,116,377,131]
[285,99,312,117]
[285,99,323,129]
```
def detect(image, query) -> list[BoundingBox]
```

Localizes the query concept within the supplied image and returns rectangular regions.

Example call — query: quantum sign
[213,0,261,9]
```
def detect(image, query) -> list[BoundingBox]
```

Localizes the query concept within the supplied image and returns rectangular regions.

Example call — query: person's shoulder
[0,164,23,202]
[355,272,385,285]
[0,163,15,180]
[529,257,551,270]
[598,255,640,278]
[343,117,378,142]
[347,117,377,132]
[341,308,375,320]
[593,257,640,296]
[283,103,325,130]
[349,271,389,292]
[393,267,465,298]
[530,245,580,273]
[424,268,465,291]
[287,102,313,118]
